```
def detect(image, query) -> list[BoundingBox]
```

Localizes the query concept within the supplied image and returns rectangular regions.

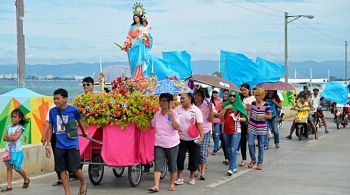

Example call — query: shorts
[308,114,314,123]
[317,109,324,118]
[197,132,211,164]
[154,145,179,173]
[54,147,81,172]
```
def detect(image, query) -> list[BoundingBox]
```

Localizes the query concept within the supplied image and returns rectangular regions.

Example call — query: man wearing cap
[297,86,311,99]
[311,88,329,133]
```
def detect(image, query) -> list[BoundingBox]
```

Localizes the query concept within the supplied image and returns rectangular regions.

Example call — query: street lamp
[285,12,314,83]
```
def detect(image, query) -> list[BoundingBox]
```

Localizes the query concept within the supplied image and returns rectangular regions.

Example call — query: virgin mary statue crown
[133,2,147,19]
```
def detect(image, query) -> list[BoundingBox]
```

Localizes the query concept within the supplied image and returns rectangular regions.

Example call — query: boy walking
[45,88,88,195]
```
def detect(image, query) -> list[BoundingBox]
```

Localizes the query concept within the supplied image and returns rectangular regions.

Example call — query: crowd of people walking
[2,77,314,194]
[148,83,285,192]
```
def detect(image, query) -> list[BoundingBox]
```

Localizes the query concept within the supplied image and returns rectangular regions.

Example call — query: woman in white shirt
[238,83,256,166]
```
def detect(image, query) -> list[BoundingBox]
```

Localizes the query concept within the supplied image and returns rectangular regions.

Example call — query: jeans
[213,123,221,151]
[248,133,265,165]
[265,117,280,147]
[223,133,241,171]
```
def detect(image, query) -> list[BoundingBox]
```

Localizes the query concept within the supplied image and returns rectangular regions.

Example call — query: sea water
[0,80,97,101]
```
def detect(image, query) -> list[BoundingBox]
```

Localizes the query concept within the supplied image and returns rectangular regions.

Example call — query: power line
[220,0,345,45]
[219,0,282,17]
[297,20,344,43]
[291,22,343,46]
[244,0,284,13]
[243,0,345,44]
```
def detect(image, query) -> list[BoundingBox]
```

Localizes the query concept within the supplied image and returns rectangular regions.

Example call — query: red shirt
[224,110,241,134]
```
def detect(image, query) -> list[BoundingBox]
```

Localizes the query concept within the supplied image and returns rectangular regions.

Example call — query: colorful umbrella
[142,79,192,96]
[186,74,240,91]
[256,81,294,90]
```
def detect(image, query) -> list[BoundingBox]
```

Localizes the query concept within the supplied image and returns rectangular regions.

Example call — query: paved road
[1,112,349,195]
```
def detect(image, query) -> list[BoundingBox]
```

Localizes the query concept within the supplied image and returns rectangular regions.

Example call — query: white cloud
[0,0,349,65]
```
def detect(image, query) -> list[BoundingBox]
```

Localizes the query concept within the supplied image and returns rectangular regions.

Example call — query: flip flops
[168,186,176,191]
[22,179,30,188]
[52,180,63,186]
[1,187,12,192]
[148,187,159,193]
[79,186,87,195]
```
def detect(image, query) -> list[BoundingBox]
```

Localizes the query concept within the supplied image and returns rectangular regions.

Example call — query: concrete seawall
[0,144,54,182]
[0,106,296,181]
[282,106,296,119]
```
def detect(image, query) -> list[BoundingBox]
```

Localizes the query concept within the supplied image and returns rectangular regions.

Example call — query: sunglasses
[83,83,91,87]
[230,95,236,97]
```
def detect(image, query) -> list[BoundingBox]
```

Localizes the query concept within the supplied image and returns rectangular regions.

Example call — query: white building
[74,76,84,80]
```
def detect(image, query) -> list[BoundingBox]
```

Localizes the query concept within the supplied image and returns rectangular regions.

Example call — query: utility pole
[16,0,26,87]
[284,12,289,83]
[346,41,348,83]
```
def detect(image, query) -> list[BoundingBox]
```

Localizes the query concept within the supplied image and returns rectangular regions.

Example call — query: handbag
[188,118,200,138]
[57,108,78,139]
[2,143,12,162]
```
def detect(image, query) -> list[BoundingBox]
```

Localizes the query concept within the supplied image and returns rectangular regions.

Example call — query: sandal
[168,186,176,191]
[1,187,12,192]
[78,185,87,195]
[148,187,159,193]
[23,179,30,188]
[239,160,247,166]
[222,160,229,165]
[286,135,292,139]
[52,180,63,186]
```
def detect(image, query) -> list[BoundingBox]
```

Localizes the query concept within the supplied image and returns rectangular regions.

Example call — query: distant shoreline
[0,78,81,81]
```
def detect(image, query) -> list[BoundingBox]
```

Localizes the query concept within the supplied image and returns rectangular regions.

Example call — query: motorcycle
[312,105,324,130]
[294,108,312,141]
[334,104,345,129]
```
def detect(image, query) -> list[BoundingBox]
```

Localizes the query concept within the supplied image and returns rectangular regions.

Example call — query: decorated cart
[72,75,168,187]
[72,2,193,187]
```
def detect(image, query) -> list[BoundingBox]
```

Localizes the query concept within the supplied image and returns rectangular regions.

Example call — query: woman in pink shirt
[211,88,222,155]
[175,93,204,185]
[193,89,214,180]
[148,93,180,192]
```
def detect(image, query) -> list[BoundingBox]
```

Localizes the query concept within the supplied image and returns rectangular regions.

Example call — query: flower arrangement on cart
[71,75,161,187]
[72,76,159,130]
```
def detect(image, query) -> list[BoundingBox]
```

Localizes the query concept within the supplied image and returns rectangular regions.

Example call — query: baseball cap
[213,88,220,93]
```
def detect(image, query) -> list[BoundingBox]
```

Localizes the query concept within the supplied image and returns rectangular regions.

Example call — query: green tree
[212,71,222,78]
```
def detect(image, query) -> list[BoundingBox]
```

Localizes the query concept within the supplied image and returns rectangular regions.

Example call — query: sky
[0,0,349,65]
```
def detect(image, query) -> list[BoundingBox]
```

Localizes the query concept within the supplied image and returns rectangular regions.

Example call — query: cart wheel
[128,164,142,187]
[88,154,104,185]
[112,167,125,178]
[160,158,168,180]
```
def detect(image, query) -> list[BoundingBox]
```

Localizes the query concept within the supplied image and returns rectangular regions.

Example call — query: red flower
[124,76,128,81]
[117,77,122,83]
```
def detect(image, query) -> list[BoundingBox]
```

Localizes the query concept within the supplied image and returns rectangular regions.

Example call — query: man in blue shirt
[45,88,88,195]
